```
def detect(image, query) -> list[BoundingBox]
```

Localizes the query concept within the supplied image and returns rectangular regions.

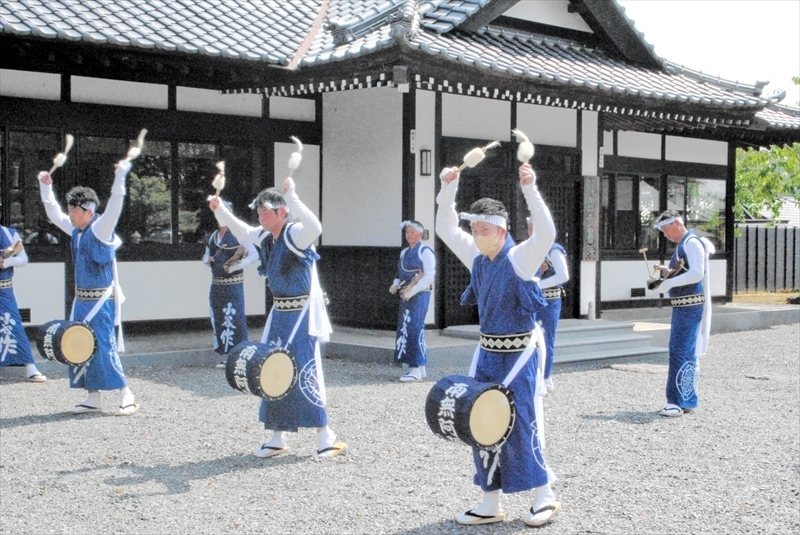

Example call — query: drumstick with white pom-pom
[212,161,226,198]
[511,128,535,163]
[124,129,148,162]
[49,134,75,174]
[287,136,303,177]
[457,140,501,171]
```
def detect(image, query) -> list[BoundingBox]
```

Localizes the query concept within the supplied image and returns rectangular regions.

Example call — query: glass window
[687,178,726,251]
[127,140,172,244]
[6,131,62,246]
[177,143,217,244]
[638,176,661,252]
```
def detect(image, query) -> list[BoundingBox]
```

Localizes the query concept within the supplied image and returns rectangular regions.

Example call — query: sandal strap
[530,504,558,515]
[465,510,497,519]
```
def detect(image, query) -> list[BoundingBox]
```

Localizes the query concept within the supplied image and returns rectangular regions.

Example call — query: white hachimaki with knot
[125,129,148,162]
[458,140,501,171]
[212,161,226,197]
[288,136,303,177]
[49,134,75,174]
[511,128,534,163]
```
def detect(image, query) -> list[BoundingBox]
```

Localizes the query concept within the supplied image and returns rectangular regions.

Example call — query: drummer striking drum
[208,177,346,459]
[435,162,561,527]
[37,160,138,415]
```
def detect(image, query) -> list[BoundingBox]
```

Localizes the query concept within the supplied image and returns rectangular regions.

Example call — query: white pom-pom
[212,161,225,191]
[463,147,485,168]
[512,128,534,163]
[288,152,302,171]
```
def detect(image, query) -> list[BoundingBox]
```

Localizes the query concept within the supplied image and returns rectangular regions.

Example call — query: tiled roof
[0,0,317,63]
[755,103,800,130]
[0,0,794,114]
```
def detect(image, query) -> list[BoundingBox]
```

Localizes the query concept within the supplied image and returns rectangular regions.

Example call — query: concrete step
[555,333,656,357]
[556,345,669,364]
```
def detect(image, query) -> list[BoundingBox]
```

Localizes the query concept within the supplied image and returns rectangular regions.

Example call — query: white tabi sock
[25,364,39,376]
[317,426,336,451]
[265,431,287,449]
[531,484,556,511]
[472,490,502,516]
[119,386,134,408]
[404,367,421,379]
[83,390,102,408]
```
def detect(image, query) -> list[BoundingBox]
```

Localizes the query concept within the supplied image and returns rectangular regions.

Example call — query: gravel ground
[1,324,798,535]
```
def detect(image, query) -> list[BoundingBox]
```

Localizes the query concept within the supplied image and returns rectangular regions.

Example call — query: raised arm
[211,201,265,246]
[283,177,321,250]
[508,165,555,280]
[435,167,479,269]
[38,172,74,235]
[92,160,130,242]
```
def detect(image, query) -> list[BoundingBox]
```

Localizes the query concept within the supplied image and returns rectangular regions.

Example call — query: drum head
[259,351,296,399]
[61,324,96,365]
[470,389,512,447]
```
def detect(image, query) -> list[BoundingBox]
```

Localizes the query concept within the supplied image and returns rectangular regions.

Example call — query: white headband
[81,202,97,212]
[248,198,284,210]
[653,215,682,230]
[526,216,534,225]
[459,212,507,229]
[400,221,424,233]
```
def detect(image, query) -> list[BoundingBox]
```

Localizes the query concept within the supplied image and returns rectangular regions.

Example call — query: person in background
[649,209,714,417]
[202,201,258,369]
[390,220,436,382]
[528,217,568,394]
[0,225,46,382]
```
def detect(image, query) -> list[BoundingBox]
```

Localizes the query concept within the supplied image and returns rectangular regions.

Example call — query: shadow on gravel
[582,411,661,424]
[54,453,305,496]
[0,410,105,429]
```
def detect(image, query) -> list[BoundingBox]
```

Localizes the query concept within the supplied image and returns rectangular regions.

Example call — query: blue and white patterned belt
[273,294,308,312]
[670,293,704,307]
[0,279,11,289]
[542,288,563,300]
[212,274,244,285]
[75,287,114,301]
[480,331,536,353]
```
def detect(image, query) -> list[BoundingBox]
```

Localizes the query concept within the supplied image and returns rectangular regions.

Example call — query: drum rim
[258,348,298,400]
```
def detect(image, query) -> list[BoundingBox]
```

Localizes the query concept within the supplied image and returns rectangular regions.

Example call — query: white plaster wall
[580,261,597,317]
[72,77,168,109]
[274,142,321,221]
[415,89,437,324]
[14,263,65,325]
[582,110,598,176]
[602,131,613,153]
[504,0,593,32]
[177,87,262,117]
[118,261,264,321]
[617,131,661,159]
[270,96,316,121]
[517,104,577,147]
[0,69,60,100]
[322,87,403,246]
[442,94,510,141]
[665,136,728,165]
[602,260,727,301]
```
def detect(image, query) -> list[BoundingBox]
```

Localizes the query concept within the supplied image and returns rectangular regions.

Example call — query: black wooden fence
[734,225,800,293]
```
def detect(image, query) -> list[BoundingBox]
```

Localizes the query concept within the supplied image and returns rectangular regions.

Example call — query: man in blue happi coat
[202,202,259,368]
[1,226,46,382]
[390,220,436,382]
[649,209,714,417]
[38,161,138,415]
[209,176,346,459]
[528,217,569,394]
[436,162,560,527]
